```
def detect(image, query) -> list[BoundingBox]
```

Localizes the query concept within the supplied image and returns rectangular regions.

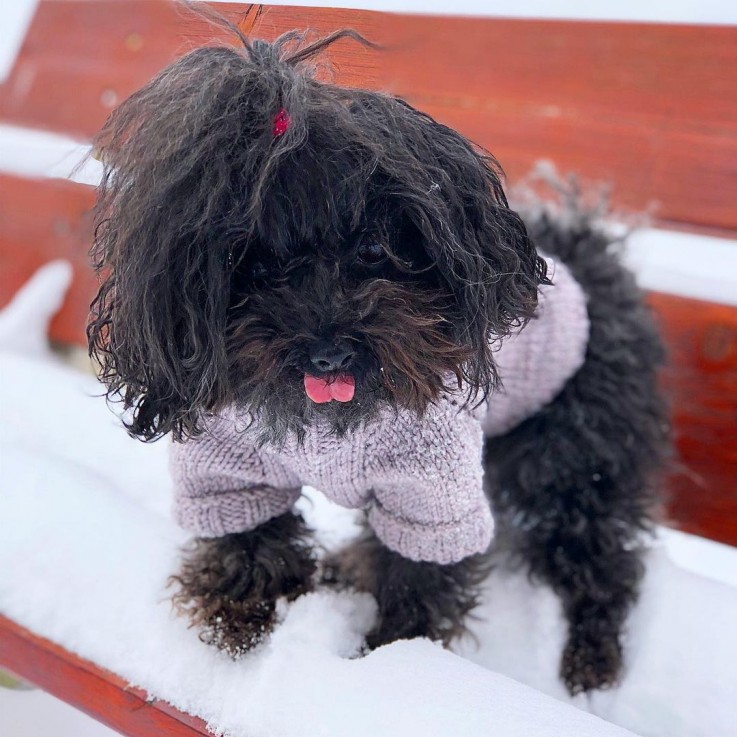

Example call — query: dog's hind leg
[486,210,669,694]
[170,512,316,656]
[323,524,490,649]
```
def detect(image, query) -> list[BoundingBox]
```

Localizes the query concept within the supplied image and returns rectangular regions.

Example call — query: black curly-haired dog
[88,23,668,695]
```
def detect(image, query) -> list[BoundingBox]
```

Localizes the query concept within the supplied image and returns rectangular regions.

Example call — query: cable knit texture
[170,258,590,564]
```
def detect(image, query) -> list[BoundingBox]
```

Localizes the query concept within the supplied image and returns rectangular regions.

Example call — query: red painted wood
[0,2,379,138]
[380,15,737,231]
[1,3,736,231]
[0,614,210,737]
[0,174,96,345]
[648,292,737,544]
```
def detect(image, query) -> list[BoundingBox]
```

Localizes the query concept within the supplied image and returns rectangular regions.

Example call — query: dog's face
[88,39,547,442]
[227,200,476,440]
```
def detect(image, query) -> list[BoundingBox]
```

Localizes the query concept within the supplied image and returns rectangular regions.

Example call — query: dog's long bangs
[88,22,546,440]
[91,27,495,261]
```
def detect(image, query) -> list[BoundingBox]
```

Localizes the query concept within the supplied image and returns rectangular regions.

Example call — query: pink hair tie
[273,108,291,137]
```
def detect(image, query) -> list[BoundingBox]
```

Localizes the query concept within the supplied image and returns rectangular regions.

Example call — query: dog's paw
[170,518,316,656]
[560,632,623,695]
[197,595,277,657]
[363,600,458,650]
[170,568,281,657]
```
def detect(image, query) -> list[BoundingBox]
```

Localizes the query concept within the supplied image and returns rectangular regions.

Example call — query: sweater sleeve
[169,412,301,538]
[364,402,493,565]
[482,257,590,437]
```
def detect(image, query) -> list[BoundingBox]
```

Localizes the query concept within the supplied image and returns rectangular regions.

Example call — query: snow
[0,689,119,737]
[0,0,37,83]
[1,264,737,737]
[623,229,737,307]
[0,124,103,185]
[0,260,72,358]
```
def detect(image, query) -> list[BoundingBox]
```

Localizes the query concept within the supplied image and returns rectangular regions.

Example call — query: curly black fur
[170,512,316,656]
[88,28,546,443]
[486,192,669,693]
[88,17,669,695]
[323,524,492,648]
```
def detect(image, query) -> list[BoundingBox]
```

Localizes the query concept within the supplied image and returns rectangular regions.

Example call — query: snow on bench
[1,261,736,737]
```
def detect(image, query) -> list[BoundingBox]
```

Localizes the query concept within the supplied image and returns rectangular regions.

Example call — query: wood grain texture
[0,174,95,345]
[0,614,210,737]
[648,292,737,544]
[0,1,379,137]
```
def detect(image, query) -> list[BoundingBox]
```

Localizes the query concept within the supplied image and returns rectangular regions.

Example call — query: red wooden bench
[1,3,735,735]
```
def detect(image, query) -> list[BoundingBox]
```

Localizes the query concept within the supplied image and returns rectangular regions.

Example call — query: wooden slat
[0,614,209,737]
[0,2,380,138]
[0,174,95,345]
[648,292,737,543]
[380,16,737,231]
[1,2,736,231]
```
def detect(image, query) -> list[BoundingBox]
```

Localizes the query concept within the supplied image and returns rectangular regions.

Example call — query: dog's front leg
[170,512,316,656]
[324,525,489,649]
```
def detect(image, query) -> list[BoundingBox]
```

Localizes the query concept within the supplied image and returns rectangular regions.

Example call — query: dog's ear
[396,113,549,399]
[88,47,287,441]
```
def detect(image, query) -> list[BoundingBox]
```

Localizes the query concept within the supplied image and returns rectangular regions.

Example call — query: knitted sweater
[170,258,590,564]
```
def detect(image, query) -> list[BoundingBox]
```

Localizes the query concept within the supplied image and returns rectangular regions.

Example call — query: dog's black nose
[309,341,355,373]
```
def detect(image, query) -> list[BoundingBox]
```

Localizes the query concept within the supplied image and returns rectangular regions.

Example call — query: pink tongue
[304,374,355,403]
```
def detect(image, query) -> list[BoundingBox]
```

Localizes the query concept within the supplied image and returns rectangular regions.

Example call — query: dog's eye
[357,241,387,266]
[251,261,269,281]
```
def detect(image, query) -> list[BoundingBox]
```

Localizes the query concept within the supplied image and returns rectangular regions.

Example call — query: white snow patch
[1,263,737,737]
[0,260,72,358]
[0,688,119,737]
[623,229,737,307]
[0,439,637,737]
[658,527,737,590]
[0,0,37,83]
[0,124,101,185]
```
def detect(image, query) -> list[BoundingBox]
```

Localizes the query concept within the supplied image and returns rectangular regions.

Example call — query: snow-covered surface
[623,229,737,307]
[0,689,119,737]
[2,264,737,737]
[0,260,72,358]
[0,0,36,83]
[0,124,102,186]
[658,527,737,590]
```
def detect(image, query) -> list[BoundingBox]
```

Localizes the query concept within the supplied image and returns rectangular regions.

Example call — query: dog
[87,24,668,695]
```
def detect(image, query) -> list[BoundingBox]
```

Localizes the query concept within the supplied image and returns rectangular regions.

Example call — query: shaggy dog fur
[88,22,668,695]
